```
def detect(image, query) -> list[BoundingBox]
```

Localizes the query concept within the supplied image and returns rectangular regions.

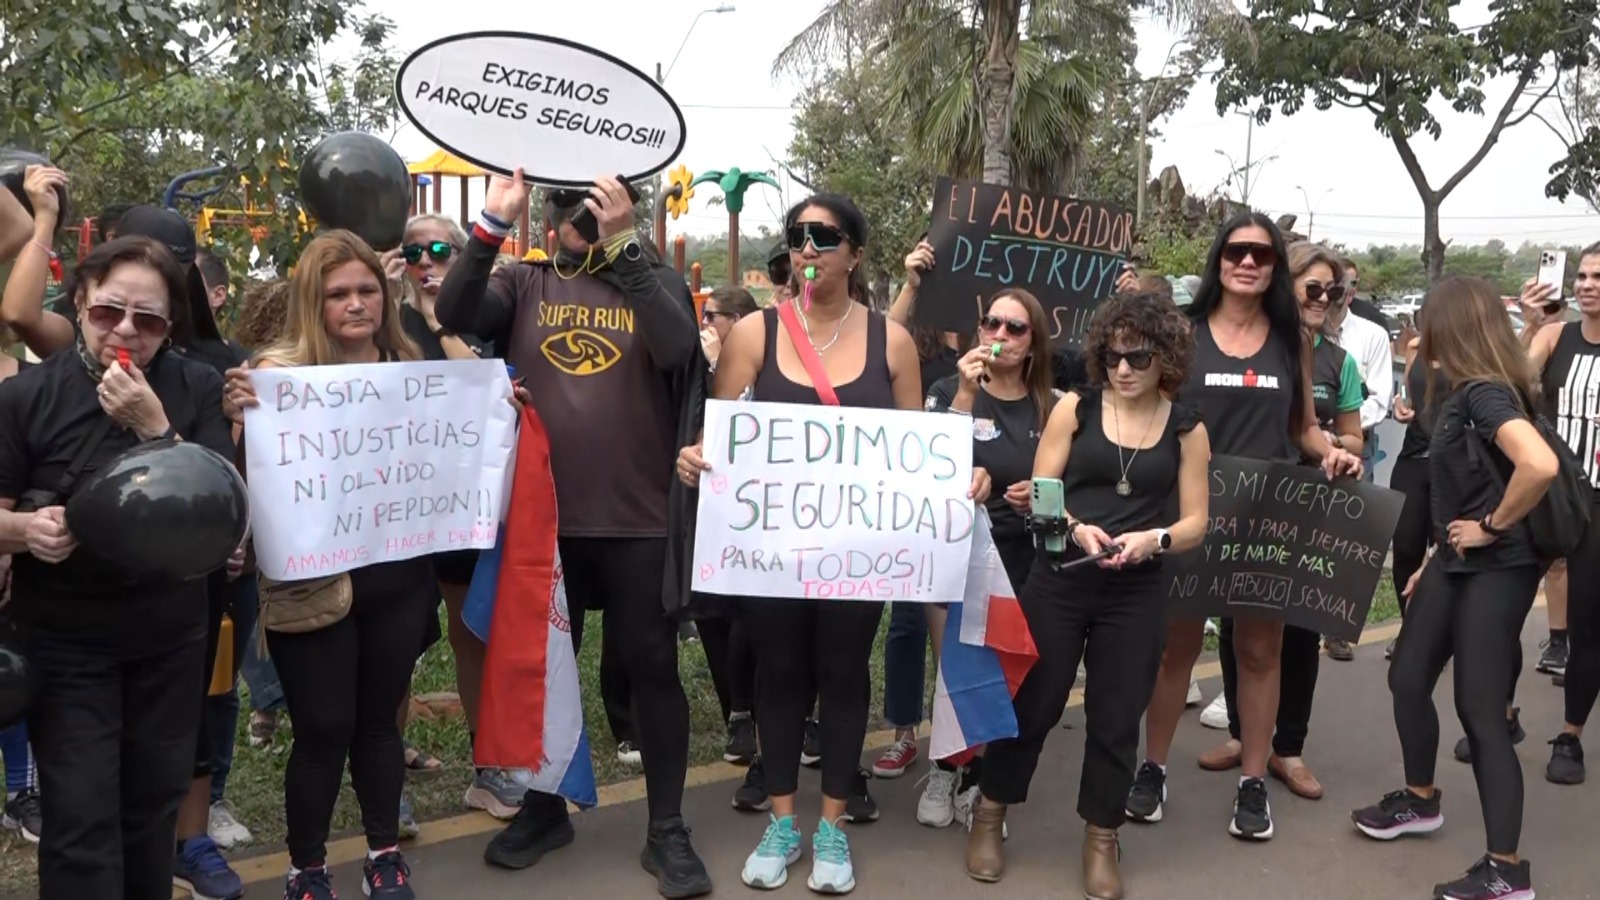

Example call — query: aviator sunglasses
[1102,348,1156,371]
[85,301,170,338]
[786,222,846,253]
[1221,242,1277,267]
[402,241,455,265]
[980,314,1030,337]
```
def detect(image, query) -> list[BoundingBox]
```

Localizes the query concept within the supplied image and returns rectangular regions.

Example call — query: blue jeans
[238,578,284,714]
[208,576,263,803]
[883,602,929,729]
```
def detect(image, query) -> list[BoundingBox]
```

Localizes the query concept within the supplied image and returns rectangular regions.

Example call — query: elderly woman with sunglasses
[0,237,237,900]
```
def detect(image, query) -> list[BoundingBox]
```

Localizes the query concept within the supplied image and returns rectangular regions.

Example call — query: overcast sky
[381,0,1600,252]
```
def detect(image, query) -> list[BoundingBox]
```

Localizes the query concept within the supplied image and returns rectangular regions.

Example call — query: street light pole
[659,4,736,85]
[1295,185,1333,240]
[1134,39,1189,230]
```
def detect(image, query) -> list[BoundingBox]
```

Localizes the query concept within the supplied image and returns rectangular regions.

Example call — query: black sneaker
[1125,761,1167,824]
[1433,854,1534,900]
[1351,788,1443,840]
[800,719,822,768]
[1536,636,1568,675]
[1546,733,1585,784]
[732,756,770,812]
[1228,777,1273,841]
[484,790,576,870]
[1324,637,1355,661]
[362,850,415,900]
[724,714,756,765]
[282,866,336,900]
[846,767,879,823]
[2,788,41,843]
[641,816,713,899]
[1454,708,1524,763]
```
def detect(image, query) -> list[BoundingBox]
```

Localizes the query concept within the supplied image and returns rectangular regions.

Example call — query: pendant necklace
[800,300,852,354]
[1111,397,1160,497]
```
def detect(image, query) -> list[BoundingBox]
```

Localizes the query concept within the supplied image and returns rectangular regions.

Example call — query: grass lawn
[0,577,1403,894]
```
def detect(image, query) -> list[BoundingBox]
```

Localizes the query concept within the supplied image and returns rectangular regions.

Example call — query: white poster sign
[395,31,687,186]
[244,359,518,580]
[693,399,976,602]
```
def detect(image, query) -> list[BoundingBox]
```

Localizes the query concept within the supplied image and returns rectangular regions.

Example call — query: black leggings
[699,615,755,721]
[1563,501,1600,728]
[744,597,882,798]
[561,537,688,822]
[980,558,1166,827]
[1390,456,1432,615]
[268,561,434,868]
[1390,563,1539,856]
[1220,620,1320,757]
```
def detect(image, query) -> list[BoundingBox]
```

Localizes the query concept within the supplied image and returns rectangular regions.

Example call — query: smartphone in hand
[1537,250,1568,314]
[568,176,643,244]
[1031,477,1067,555]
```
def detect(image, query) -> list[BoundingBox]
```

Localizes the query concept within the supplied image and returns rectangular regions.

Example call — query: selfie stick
[1054,544,1122,570]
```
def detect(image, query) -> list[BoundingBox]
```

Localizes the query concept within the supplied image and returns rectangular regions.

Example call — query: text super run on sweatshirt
[693,400,976,603]
[396,32,687,186]
[242,359,518,580]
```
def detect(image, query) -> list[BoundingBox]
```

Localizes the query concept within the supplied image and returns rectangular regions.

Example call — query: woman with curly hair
[963,292,1211,899]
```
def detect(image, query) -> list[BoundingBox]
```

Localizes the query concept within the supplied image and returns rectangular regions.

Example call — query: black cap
[768,241,789,264]
[116,205,197,265]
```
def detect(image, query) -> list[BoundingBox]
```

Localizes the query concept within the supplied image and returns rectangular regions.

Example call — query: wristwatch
[1154,528,1172,554]
[619,239,644,263]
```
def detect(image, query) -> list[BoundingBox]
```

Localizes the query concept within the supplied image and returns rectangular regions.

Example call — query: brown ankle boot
[965,801,1006,882]
[1082,824,1123,900]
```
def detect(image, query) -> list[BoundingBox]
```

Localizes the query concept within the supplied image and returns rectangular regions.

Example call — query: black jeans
[744,597,882,798]
[1564,501,1600,728]
[699,614,755,721]
[1390,563,1539,856]
[560,537,688,822]
[267,561,434,867]
[193,570,229,776]
[28,631,205,900]
[1390,456,1433,615]
[205,573,258,802]
[980,557,1166,828]
[1220,620,1321,757]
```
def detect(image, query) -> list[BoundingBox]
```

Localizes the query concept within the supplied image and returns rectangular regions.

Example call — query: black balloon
[0,641,36,731]
[298,132,412,251]
[0,147,71,223]
[65,441,250,582]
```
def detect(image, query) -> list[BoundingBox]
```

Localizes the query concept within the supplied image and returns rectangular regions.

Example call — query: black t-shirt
[1060,388,1199,541]
[919,345,959,399]
[1051,346,1089,393]
[926,376,1057,540]
[401,304,490,362]
[1428,382,1538,573]
[0,349,233,648]
[1178,319,1298,462]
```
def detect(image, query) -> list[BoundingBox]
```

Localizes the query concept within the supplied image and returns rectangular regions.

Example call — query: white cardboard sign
[692,399,976,603]
[395,31,687,187]
[243,359,518,580]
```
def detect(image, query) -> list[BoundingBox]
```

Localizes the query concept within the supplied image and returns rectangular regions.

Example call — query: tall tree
[1540,63,1600,215]
[1208,0,1600,283]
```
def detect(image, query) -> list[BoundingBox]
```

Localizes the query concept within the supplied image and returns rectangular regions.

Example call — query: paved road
[229,609,1594,900]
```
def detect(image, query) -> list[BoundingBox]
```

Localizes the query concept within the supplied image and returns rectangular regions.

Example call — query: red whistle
[116,349,131,370]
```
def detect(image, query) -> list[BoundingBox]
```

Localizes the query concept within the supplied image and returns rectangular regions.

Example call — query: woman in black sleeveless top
[1391,328,1447,623]
[964,293,1208,898]
[679,194,989,895]
[1129,214,1362,843]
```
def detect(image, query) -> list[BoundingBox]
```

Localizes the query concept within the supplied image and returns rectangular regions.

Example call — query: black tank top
[1540,323,1600,492]
[1061,388,1198,537]
[1398,360,1447,460]
[750,306,897,410]
[1178,318,1297,462]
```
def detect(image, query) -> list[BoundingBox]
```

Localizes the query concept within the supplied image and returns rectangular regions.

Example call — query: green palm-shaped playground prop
[691,168,781,285]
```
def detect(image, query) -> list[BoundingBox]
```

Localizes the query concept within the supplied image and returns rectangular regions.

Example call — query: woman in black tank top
[1391,335,1447,621]
[963,293,1209,896]
[1133,214,1363,844]
[677,194,988,894]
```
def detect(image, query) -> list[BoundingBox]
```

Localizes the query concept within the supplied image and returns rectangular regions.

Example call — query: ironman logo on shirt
[1203,369,1282,389]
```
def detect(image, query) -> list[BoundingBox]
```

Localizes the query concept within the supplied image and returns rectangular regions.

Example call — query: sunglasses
[1102,348,1156,371]
[768,261,791,284]
[786,222,846,253]
[403,241,454,265]
[980,314,1029,337]
[702,308,739,323]
[85,301,170,337]
[1221,242,1277,267]
[1302,281,1346,303]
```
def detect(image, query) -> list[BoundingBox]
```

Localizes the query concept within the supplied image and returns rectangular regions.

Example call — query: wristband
[479,209,513,232]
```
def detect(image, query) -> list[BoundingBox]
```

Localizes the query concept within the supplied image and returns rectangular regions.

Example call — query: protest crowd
[0,29,1598,900]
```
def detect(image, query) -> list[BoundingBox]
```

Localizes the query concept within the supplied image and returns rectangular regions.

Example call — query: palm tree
[776,0,1247,193]
[690,168,781,283]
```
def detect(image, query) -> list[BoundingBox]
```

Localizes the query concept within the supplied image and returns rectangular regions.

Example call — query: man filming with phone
[436,169,712,898]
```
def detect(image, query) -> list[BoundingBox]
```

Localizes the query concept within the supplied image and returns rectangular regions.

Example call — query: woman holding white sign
[225,231,435,900]
[679,193,990,895]
[1126,214,1362,844]
[963,291,1208,897]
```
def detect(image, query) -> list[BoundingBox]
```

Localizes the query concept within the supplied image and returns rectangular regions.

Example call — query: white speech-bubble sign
[395,31,687,187]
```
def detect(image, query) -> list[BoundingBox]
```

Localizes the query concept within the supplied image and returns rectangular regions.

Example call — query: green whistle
[989,341,1003,358]
[804,266,817,280]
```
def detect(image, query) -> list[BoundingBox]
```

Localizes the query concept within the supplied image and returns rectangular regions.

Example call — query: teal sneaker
[807,818,855,894]
[741,814,802,889]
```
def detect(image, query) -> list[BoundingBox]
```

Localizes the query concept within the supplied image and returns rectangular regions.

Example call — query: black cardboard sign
[1165,455,1404,641]
[920,177,1133,345]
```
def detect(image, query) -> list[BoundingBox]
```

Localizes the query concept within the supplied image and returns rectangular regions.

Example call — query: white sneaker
[954,786,1009,840]
[1200,693,1229,730]
[1186,678,1203,707]
[808,818,855,894]
[207,801,253,849]
[1204,618,1220,636]
[616,740,642,766]
[741,814,803,889]
[915,766,961,827]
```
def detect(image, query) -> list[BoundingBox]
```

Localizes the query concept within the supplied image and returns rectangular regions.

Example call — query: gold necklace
[553,247,600,281]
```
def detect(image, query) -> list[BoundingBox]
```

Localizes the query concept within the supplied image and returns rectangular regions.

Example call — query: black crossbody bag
[14,417,116,513]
